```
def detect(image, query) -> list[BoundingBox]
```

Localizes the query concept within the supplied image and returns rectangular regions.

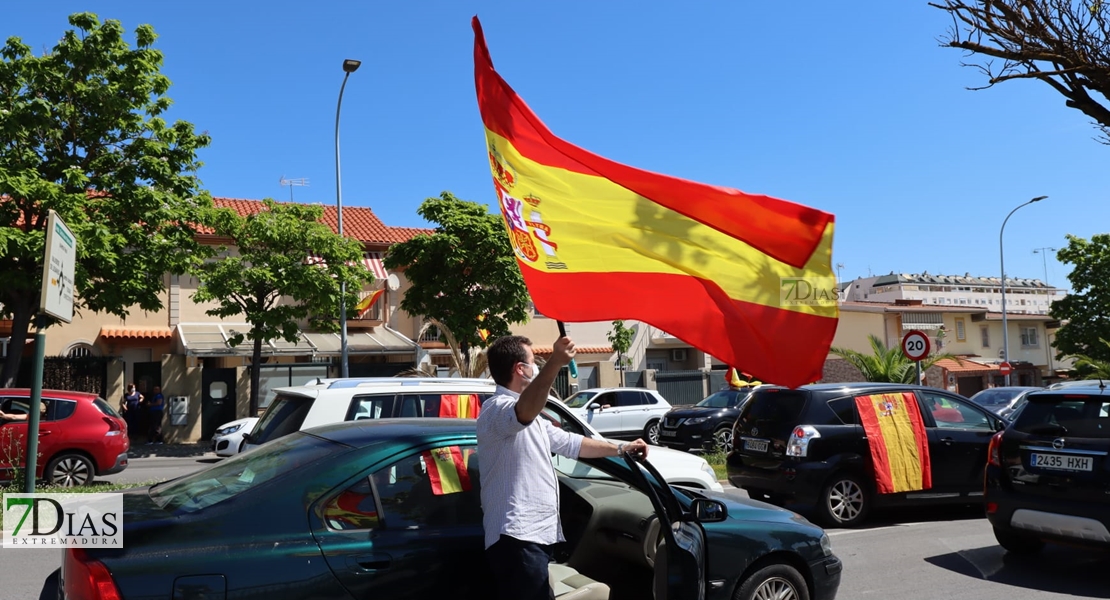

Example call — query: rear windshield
[251,394,314,444]
[742,389,808,423]
[149,432,337,514]
[971,389,1026,408]
[1013,395,1110,438]
[93,398,121,419]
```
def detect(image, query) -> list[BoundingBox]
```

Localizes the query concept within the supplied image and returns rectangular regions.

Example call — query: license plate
[744,438,769,452]
[661,430,677,437]
[1030,453,1093,471]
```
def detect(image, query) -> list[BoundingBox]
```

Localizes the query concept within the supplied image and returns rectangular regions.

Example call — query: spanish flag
[439,394,481,419]
[423,446,472,495]
[854,393,932,494]
[472,18,838,388]
[354,289,384,318]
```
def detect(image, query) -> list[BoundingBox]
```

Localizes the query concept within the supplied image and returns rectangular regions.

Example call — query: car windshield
[564,391,598,408]
[149,432,337,513]
[696,390,746,409]
[1012,396,1110,437]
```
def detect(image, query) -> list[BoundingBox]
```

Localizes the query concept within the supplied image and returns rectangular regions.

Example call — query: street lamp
[1000,195,1047,385]
[336,58,361,378]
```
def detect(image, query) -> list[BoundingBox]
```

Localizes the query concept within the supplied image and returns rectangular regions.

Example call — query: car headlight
[216,423,243,435]
[820,533,832,556]
[685,417,709,425]
[700,461,716,480]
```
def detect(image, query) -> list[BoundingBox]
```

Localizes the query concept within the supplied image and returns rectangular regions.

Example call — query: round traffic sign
[999,362,1013,376]
[901,330,931,362]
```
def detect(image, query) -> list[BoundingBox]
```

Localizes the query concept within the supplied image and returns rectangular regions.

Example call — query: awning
[306,251,389,280]
[100,326,174,340]
[900,312,944,330]
[175,323,417,356]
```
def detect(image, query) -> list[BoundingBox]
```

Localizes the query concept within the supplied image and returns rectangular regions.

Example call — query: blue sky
[7,1,1104,290]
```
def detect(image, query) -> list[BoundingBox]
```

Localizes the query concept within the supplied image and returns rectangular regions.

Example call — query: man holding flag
[477,334,648,600]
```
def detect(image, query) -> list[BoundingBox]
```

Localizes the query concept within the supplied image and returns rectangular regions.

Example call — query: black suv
[985,386,1110,554]
[659,387,754,452]
[727,383,1007,527]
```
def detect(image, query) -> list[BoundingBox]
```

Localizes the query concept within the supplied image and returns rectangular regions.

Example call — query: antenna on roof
[279,176,309,202]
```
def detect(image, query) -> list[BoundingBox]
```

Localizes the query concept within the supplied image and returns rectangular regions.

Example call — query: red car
[0,389,129,486]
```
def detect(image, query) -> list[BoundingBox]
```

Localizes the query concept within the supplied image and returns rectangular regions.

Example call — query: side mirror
[690,499,728,523]
[588,402,602,411]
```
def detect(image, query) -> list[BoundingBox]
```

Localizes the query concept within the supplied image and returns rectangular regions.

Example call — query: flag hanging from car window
[472,17,838,388]
[422,446,473,495]
[854,393,932,493]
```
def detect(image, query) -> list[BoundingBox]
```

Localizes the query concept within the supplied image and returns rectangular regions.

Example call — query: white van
[244,377,722,491]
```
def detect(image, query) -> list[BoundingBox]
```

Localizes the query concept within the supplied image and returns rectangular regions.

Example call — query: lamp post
[1000,196,1047,385]
[336,58,361,378]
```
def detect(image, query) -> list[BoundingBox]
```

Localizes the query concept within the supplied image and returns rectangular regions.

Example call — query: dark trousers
[148,409,164,442]
[486,535,554,600]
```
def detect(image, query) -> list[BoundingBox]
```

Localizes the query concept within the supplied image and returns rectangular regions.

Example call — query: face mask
[521,362,540,383]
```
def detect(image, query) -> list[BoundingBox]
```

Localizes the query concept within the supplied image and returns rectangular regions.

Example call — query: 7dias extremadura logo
[3,493,123,548]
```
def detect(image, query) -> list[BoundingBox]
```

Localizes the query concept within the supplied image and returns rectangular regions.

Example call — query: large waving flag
[854,393,932,494]
[472,17,838,388]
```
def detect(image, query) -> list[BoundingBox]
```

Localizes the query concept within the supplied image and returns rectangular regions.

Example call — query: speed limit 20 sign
[901,330,931,362]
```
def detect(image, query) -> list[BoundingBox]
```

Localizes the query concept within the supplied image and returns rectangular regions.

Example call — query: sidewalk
[127,442,212,459]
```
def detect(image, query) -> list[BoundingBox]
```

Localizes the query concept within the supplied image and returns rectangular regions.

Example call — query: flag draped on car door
[854,392,932,493]
[471,17,838,388]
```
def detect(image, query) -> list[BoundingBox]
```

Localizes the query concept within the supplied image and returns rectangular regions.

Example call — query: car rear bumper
[986,481,1110,549]
[726,453,833,504]
[100,451,129,476]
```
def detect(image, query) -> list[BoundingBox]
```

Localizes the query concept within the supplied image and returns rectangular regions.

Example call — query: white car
[244,377,721,491]
[563,388,673,445]
[210,417,259,457]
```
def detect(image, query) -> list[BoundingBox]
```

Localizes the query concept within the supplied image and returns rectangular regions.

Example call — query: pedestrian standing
[122,383,143,439]
[477,335,648,600]
[147,385,165,444]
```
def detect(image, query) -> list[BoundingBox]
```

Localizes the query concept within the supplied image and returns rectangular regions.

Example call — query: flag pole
[556,320,578,383]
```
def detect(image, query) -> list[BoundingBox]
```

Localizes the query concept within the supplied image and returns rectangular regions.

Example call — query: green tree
[1068,339,1110,379]
[830,335,958,384]
[384,192,531,374]
[1050,234,1110,361]
[932,1,1110,142]
[606,320,635,386]
[190,200,372,413]
[0,13,212,385]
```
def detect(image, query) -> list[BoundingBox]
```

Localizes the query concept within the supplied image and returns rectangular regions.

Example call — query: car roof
[307,417,477,448]
[1028,385,1110,397]
[0,389,101,401]
[572,387,660,393]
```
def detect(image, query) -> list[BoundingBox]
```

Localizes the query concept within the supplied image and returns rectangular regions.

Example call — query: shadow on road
[783,501,985,531]
[925,543,1110,598]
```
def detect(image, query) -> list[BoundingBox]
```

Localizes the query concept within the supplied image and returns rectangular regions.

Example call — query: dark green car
[59,419,841,600]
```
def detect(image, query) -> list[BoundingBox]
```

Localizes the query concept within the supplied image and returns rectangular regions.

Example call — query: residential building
[843,272,1065,315]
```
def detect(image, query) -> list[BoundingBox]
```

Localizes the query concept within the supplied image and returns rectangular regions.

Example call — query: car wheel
[47,453,95,487]
[734,563,809,600]
[713,425,734,453]
[993,526,1045,555]
[817,473,870,527]
[643,420,661,445]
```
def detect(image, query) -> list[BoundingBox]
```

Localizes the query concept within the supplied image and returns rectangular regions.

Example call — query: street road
[95,455,218,486]
[3,470,1108,600]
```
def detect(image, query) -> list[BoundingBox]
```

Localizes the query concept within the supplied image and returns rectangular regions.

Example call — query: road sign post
[25,211,76,492]
[902,330,931,385]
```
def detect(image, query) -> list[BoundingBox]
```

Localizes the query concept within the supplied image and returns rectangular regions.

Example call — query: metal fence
[17,356,109,398]
[654,369,707,406]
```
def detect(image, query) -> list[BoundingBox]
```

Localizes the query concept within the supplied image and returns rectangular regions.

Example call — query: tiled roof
[532,345,613,356]
[210,198,431,245]
[99,326,174,340]
[934,358,998,373]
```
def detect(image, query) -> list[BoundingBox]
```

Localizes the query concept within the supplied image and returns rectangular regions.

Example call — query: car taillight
[104,417,123,436]
[988,430,1005,467]
[64,548,121,600]
[786,425,820,457]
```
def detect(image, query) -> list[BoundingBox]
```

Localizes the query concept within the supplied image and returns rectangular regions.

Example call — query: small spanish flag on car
[438,394,481,419]
[854,393,932,494]
[423,446,472,495]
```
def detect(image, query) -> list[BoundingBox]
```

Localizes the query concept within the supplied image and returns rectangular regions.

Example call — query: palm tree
[397,318,489,379]
[1067,339,1110,379]
[830,334,959,384]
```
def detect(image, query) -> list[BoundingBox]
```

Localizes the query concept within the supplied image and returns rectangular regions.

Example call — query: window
[370,445,482,530]
[0,398,54,421]
[918,392,991,430]
[828,397,859,425]
[1021,327,1039,347]
[66,344,95,358]
[351,395,397,420]
[613,391,644,406]
[980,325,990,348]
[955,318,966,342]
